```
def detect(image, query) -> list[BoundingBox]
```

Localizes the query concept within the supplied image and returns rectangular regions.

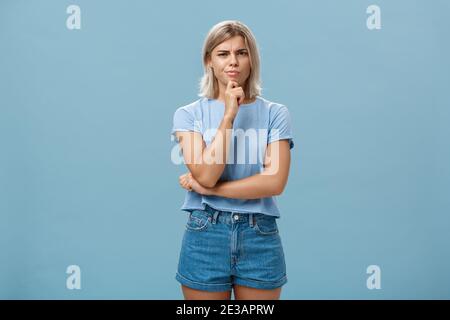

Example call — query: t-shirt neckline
[207,96,260,107]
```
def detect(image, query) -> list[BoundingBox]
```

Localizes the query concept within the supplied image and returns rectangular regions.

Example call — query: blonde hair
[198,20,262,100]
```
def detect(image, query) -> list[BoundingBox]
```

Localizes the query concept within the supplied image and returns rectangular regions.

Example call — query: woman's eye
[218,52,247,57]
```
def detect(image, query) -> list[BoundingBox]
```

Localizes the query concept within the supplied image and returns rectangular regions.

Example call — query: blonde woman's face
[208,35,251,90]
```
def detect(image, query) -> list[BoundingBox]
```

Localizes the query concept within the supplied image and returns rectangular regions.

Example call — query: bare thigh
[181,285,232,300]
[233,284,282,300]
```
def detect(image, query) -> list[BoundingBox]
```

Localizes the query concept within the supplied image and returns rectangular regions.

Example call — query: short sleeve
[171,107,202,143]
[267,105,294,149]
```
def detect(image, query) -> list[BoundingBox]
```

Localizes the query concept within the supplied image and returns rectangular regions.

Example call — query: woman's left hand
[179,172,213,196]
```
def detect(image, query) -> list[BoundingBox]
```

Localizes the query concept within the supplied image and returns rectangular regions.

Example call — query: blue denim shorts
[176,204,287,292]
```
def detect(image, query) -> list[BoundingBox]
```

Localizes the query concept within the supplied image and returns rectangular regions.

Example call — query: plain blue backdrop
[1,0,449,299]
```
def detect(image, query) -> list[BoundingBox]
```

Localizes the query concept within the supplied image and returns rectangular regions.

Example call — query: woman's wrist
[222,114,235,125]
[204,185,217,196]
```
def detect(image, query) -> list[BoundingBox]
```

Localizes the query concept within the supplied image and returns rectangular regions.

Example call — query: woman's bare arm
[175,114,234,188]
[180,140,292,198]
[175,81,244,188]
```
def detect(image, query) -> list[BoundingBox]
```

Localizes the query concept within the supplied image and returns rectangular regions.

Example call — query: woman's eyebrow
[216,48,248,53]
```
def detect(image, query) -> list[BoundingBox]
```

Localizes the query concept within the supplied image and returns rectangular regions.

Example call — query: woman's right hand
[179,172,213,196]
[224,80,245,120]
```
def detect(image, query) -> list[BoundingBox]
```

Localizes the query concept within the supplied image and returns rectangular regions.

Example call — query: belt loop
[212,210,220,224]
[249,213,254,227]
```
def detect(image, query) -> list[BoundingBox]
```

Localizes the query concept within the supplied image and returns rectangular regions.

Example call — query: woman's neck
[214,94,257,105]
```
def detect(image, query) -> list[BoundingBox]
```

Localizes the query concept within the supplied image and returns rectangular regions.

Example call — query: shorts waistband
[202,204,255,226]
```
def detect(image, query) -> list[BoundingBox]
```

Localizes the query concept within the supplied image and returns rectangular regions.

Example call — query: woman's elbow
[196,175,217,189]
[272,181,287,196]
[273,188,283,196]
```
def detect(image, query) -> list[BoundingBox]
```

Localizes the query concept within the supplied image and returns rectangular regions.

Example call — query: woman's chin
[222,78,241,86]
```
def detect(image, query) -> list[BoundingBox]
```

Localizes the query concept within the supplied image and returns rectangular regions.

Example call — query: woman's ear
[206,55,212,68]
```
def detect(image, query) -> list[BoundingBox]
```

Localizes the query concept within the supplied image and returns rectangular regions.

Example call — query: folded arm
[181,139,292,199]
[175,115,234,188]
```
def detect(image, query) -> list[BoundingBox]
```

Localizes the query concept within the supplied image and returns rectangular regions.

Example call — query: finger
[227,80,239,90]
[237,93,245,105]
[181,182,190,190]
[231,86,244,96]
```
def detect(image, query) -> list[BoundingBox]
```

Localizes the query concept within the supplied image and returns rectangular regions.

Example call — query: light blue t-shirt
[171,96,294,217]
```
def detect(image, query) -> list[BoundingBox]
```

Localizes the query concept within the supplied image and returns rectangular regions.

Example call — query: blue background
[1,0,449,299]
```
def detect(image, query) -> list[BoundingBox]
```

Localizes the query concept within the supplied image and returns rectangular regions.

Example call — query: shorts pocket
[185,210,211,232]
[254,215,279,235]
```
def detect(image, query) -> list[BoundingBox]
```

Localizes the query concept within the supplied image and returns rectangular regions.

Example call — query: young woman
[171,20,294,300]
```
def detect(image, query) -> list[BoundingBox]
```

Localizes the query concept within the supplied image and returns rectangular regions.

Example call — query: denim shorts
[175,204,287,292]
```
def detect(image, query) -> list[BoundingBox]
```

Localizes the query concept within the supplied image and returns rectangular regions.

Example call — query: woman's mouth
[226,71,240,77]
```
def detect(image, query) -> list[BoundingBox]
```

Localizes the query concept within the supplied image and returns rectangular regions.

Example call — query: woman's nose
[229,53,238,65]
